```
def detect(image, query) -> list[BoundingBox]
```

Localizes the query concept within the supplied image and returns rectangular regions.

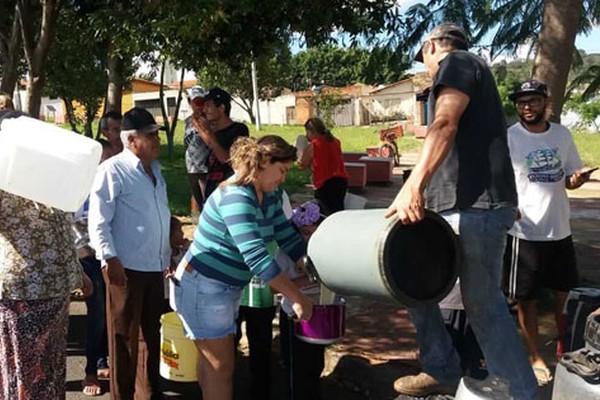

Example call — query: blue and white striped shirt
[185,184,305,286]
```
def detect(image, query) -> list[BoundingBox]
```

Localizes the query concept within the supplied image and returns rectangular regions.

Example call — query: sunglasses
[515,97,544,109]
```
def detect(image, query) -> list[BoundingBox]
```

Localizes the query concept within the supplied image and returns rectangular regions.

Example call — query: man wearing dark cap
[184,86,210,212]
[191,87,249,198]
[386,23,538,399]
[502,80,594,386]
[88,107,171,400]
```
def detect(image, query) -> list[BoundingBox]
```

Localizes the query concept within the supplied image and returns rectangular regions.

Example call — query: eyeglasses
[515,98,544,109]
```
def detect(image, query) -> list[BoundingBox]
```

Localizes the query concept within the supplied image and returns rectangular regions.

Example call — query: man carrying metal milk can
[385,23,537,399]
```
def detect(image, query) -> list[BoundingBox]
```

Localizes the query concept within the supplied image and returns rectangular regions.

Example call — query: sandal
[533,366,553,387]
[97,368,110,379]
[82,375,103,396]
[560,350,600,384]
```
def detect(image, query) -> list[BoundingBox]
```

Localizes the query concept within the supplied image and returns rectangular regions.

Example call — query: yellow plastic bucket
[159,312,198,382]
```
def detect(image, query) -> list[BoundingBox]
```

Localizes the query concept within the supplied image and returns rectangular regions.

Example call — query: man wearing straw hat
[386,23,537,399]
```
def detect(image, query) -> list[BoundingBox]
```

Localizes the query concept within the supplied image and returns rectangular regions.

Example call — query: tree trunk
[532,0,583,123]
[62,96,80,133]
[17,0,61,119]
[1,58,19,97]
[0,7,21,96]
[96,93,108,138]
[106,48,125,114]
[167,68,186,158]
[158,59,171,132]
[233,97,255,124]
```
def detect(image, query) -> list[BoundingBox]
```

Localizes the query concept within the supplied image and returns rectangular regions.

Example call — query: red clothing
[311,136,348,189]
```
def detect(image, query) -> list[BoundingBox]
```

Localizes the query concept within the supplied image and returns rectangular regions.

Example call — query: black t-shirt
[425,50,518,212]
[205,122,250,199]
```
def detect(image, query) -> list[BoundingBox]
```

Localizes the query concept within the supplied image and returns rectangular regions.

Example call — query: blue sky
[576,29,600,54]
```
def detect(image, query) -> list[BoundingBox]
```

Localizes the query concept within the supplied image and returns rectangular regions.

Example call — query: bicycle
[376,125,403,166]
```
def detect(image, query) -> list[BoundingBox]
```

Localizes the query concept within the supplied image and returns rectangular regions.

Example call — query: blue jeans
[408,207,537,400]
[80,256,108,376]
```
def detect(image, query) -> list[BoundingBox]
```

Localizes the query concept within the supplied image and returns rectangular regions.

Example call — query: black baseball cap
[509,80,549,101]
[205,87,231,107]
[414,23,470,62]
[121,107,165,133]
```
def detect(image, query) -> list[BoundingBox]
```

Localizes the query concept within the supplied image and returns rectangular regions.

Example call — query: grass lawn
[158,123,425,215]
[67,121,594,216]
[572,129,600,168]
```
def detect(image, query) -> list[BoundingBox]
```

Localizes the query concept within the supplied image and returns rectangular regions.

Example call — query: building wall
[368,81,417,123]
[228,94,296,125]
[295,98,314,126]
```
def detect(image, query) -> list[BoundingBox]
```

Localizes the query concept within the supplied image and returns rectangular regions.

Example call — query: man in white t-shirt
[502,80,596,386]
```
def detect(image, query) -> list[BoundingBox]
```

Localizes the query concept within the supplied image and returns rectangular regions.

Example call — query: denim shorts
[172,268,242,340]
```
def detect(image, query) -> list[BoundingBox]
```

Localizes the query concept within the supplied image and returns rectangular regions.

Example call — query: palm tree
[398,0,600,122]
[569,64,600,101]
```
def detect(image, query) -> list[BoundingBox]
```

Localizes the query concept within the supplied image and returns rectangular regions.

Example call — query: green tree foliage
[565,95,600,131]
[397,0,600,122]
[196,45,292,123]
[0,0,22,95]
[45,7,108,137]
[569,63,600,101]
[491,60,534,117]
[315,90,345,127]
[290,44,411,90]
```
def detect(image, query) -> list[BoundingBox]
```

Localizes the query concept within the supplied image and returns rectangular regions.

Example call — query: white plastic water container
[0,116,102,212]
[455,376,513,400]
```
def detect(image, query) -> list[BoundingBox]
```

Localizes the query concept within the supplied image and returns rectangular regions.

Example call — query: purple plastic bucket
[295,301,346,345]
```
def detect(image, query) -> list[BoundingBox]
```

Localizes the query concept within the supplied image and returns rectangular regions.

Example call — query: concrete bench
[342,151,368,163]
[344,162,367,189]
[358,156,394,183]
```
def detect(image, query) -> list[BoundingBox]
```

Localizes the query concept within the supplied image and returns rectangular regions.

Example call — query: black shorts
[502,235,578,300]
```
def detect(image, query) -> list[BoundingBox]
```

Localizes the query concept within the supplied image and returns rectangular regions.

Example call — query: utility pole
[251,60,262,131]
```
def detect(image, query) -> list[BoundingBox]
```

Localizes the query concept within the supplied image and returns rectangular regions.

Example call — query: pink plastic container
[295,301,346,345]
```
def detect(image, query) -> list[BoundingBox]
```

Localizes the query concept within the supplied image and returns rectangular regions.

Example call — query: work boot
[393,372,457,396]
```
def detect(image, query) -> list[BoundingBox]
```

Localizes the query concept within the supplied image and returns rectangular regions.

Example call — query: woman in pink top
[299,117,348,215]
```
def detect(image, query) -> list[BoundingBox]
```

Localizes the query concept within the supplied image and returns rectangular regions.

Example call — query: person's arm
[562,130,592,189]
[385,86,470,224]
[192,116,237,164]
[298,143,314,170]
[87,167,127,286]
[268,273,313,321]
[566,168,593,189]
[273,202,307,261]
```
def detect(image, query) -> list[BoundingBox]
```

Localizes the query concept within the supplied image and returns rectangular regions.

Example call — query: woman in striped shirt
[173,135,314,400]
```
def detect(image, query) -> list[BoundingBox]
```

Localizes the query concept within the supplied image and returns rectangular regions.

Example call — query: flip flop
[533,366,553,387]
[97,368,110,379]
[82,375,103,396]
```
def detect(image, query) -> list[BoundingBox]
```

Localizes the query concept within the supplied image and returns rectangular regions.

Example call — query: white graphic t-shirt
[507,122,583,241]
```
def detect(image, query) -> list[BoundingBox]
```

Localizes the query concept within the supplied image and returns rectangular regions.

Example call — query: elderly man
[88,107,171,400]
[386,23,537,399]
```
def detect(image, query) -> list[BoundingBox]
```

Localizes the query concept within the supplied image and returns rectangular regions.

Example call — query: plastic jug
[0,116,102,212]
